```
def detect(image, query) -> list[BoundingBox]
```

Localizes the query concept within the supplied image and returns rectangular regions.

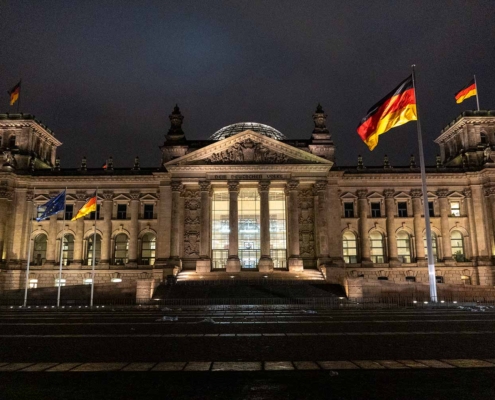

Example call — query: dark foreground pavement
[1,307,495,399]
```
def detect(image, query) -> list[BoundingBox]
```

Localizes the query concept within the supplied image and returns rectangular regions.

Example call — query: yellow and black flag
[455,78,477,104]
[71,192,97,221]
[7,80,21,106]
[357,75,417,151]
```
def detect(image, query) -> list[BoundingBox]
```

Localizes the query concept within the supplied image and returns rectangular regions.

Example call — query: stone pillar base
[167,257,182,269]
[478,266,494,286]
[258,257,273,273]
[226,257,241,273]
[126,261,138,268]
[388,258,401,268]
[196,259,211,273]
[136,278,155,302]
[317,256,331,268]
[288,257,303,272]
[361,259,374,268]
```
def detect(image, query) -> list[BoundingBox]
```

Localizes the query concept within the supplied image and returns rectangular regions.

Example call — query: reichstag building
[1,105,495,291]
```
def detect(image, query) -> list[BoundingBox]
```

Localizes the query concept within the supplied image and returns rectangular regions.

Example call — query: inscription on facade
[209,174,290,180]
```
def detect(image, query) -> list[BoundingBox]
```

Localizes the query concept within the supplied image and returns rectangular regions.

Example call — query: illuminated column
[437,189,453,261]
[471,185,490,261]
[197,181,212,273]
[384,189,398,264]
[411,189,425,261]
[258,180,273,272]
[226,181,241,272]
[463,189,479,260]
[100,191,113,267]
[155,182,172,268]
[480,187,495,285]
[128,191,140,266]
[314,181,330,264]
[286,180,303,272]
[73,192,86,265]
[326,183,343,263]
[0,189,13,261]
[10,189,27,264]
[357,189,370,262]
[169,181,183,266]
[45,214,58,267]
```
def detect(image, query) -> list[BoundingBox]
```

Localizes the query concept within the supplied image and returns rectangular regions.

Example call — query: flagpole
[90,188,98,307]
[17,79,21,113]
[56,188,67,307]
[23,189,34,307]
[474,75,480,111]
[411,65,438,302]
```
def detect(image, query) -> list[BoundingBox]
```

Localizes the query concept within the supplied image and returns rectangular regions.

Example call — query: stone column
[155,183,172,269]
[286,180,303,272]
[128,191,140,266]
[327,183,343,265]
[481,187,495,285]
[471,185,491,262]
[45,214,58,268]
[314,181,330,265]
[258,180,273,273]
[411,189,425,262]
[0,189,13,261]
[437,189,453,262]
[9,189,27,265]
[384,189,398,265]
[226,181,241,272]
[169,181,183,266]
[197,181,212,273]
[357,189,370,263]
[73,192,86,266]
[100,191,113,267]
[464,189,479,261]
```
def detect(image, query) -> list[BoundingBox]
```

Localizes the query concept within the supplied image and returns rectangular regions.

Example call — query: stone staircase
[176,269,325,282]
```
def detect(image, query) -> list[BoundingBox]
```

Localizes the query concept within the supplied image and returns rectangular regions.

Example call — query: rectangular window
[143,204,154,219]
[88,204,101,220]
[450,201,460,216]
[397,202,408,217]
[29,279,38,289]
[344,202,354,218]
[211,191,229,269]
[65,204,74,220]
[428,201,435,217]
[269,191,287,269]
[83,278,92,285]
[238,189,260,269]
[371,202,381,218]
[54,278,66,287]
[117,204,127,219]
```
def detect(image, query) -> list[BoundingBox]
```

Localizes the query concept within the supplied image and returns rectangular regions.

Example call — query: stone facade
[1,107,495,293]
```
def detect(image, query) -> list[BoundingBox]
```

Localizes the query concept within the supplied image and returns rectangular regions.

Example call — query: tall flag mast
[357,67,437,302]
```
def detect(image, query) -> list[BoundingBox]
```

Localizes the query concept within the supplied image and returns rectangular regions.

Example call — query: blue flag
[36,190,66,222]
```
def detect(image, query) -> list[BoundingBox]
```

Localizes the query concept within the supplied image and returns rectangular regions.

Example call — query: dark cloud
[1,0,494,168]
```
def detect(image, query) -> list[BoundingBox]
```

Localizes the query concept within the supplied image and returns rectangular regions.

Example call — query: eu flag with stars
[36,191,66,222]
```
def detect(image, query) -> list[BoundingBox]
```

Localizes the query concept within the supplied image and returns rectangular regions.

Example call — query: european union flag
[36,190,66,222]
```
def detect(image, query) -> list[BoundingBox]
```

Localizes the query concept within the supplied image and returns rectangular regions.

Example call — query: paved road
[1,307,495,399]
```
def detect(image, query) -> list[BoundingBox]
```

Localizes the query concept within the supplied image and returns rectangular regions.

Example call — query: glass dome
[209,122,287,141]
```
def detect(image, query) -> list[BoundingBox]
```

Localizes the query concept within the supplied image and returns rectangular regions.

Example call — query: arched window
[33,234,47,266]
[342,231,357,263]
[86,234,101,266]
[141,233,156,265]
[397,231,411,263]
[8,135,16,148]
[451,231,465,262]
[424,233,439,262]
[62,234,75,266]
[114,234,129,265]
[370,231,385,263]
[480,132,488,145]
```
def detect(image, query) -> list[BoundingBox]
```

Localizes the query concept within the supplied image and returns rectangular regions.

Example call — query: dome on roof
[209,122,287,141]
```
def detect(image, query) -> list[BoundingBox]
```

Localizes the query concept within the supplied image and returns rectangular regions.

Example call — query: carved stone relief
[205,139,289,164]
[183,190,200,257]
[298,188,315,257]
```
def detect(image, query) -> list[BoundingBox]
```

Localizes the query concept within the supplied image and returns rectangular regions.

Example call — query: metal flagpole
[412,65,437,302]
[56,188,67,307]
[23,189,35,307]
[90,189,98,307]
[474,75,480,111]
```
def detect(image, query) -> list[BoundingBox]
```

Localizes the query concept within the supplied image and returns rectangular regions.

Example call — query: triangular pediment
[165,130,332,167]
[394,191,411,199]
[367,191,384,199]
[140,193,158,201]
[113,193,131,201]
[340,192,358,199]
[448,191,465,199]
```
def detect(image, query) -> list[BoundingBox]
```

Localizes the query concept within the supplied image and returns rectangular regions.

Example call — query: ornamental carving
[171,181,183,192]
[182,189,200,199]
[298,188,315,258]
[463,188,472,198]
[286,180,299,191]
[199,181,211,192]
[313,181,327,193]
[410,189,422,198]
[0,189,13,200]
[206,139,289,164]
[383,189,395,198]
[2,150,16,168]
[130,191,140,201]
[76,191,87,201]
[258,180,270,193]
[356,189,368,199]
[102,191,114,200]
[228,181,240,192]
[184,231,200,256]
[300,230,315,257]
[183,190,201,257]
[26,191,34,202]
[437,189,449,198]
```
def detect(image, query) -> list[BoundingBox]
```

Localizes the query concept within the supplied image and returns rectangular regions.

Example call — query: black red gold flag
[7,80,21,106]
[357,75,417,151]
[455,79,477,104]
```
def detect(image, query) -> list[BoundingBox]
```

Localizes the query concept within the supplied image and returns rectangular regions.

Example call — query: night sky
[1,1,494,168]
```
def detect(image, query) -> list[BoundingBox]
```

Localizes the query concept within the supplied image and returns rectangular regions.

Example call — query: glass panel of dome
[210,122,287,141]
[238,189,260,269]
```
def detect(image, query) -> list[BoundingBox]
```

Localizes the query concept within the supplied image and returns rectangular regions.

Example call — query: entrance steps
[176,269,325,282]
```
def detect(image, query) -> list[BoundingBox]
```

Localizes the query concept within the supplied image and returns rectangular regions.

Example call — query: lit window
[461,275,471,285]
[238,189,260,269]
[86,234,101,265]
[114,234,129,265]
[269,190,287,269]
[62,234,75,266]
[342,231,357,263]
[397,202,408,217]
[371,203,381,218]
[141,233,156,265]
[111,277,122,283]
[55,278,66,287]
[424,233,439,262]
[370,231,385,263]
[344,202,354,218]
[397,231,411,263]
[451,231,465,261]
[29,279,38,288]
[83,278,92,285]
[211,191,229,270]
[33,234,47,266]
[450,201,460,216]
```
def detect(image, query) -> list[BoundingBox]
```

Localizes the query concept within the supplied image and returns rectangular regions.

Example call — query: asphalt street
[0,306,494,399]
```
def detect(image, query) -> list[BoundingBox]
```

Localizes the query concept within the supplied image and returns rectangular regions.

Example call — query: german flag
[357,75,417,151]
[455,78,476,104]
[71,192,97,221]
[7,80,21,106]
